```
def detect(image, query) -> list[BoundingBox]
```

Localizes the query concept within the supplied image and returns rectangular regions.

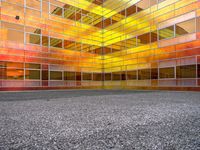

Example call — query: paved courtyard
[0,90,200,149]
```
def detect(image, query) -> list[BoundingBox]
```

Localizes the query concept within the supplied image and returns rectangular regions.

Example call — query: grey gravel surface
[0,90,200,150]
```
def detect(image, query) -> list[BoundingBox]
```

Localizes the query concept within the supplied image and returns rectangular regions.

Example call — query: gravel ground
[0,90,200,150]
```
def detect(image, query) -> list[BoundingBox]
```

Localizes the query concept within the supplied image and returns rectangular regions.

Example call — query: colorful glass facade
[0,0,200,90]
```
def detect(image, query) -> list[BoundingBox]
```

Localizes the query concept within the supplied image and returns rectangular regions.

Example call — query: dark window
[25,70,40,80]
[50,38,62,48]
[176,65,196,78]
[50,71,62,80]
[83,73,92,80]
[151,31,158,43]
[198,64,200,78]
[26,33,40,45]
[138,69,150,80]
[25,63,41,69]
[76,72,81,81]
[93,73,102,81]
[42,36,49,46]
[42,70,48,80]
[64,72,76,80]
[105,73,111,81]
[151,68,158,79]
[138,33,150,46]
[159,67,175,79]
[112,72,121,81]
[127,70,137,80]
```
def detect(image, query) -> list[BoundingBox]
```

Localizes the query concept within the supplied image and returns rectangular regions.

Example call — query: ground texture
[0,90,200,150]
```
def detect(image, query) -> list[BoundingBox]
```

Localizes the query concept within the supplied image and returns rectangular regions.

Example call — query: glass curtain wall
[0,0,200,90]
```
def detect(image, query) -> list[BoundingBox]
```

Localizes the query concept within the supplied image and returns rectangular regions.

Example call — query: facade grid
[0,0,200,90]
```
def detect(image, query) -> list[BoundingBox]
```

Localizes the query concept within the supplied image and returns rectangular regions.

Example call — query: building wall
[102,0,200,90]
[0,0,200,91]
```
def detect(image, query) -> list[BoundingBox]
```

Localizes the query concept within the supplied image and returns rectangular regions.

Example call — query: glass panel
[64,72,76,80]
[93,73,102,81]
[50,71,62,80]
[151,30,158,43]
[112,72,121,81]
[76,72,81,81]
[6,30,24,43]
[83,73,92,80]
[176,65,196,78]
[50,38,62,48]
[197,17,200,32]
[51,4,63,16]
[6,69,24,80]
[137,0,149,12]
[26,0,41,10]
[138,69,150,80]
[138,33,150,46]
[25,70,40,80]
[42,70,48,80]
[127,71,137,80]
[26,33,41,45]
[198,64,200,78]
[151,68,158,79]
[105,73,111,81]
[25,63,41,69]
[176,19,195,37]
[1,22,24,31]
[42,36,49,46]
[159,26,174,40]
[6,62,24,68]
[159,67,175,79]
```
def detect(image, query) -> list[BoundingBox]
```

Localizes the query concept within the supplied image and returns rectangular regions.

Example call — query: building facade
[0,0,200,91]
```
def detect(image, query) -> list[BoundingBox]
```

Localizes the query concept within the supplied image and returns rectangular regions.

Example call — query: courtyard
[0,90,199,149]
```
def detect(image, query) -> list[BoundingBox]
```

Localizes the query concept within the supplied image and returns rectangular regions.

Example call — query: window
[50,4,63,17]
[151,68,158,79]
[25,70,40,80]
[159,67,175,79]
[151,31,158,43]
[112,72,121,81]
[93,73,102,81]
[83,73,92,80]
[50,38,63,48]
[127,71,137,80]
[6,69,24,80]
[176,19,195,37]
[50,71,62,80]
[42,70,48,80]
[42,36,49,46]
[159,26,174,40]
[64,72,76,80]
[125,5,137,17]
[25,63,41,69]
[138,33,150,46]
[76,72,81,81]
[176,65,196,78]
[105,73,111,81]
[138,69,150,80]
[198,64,200,78]
[26,33,41,45]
